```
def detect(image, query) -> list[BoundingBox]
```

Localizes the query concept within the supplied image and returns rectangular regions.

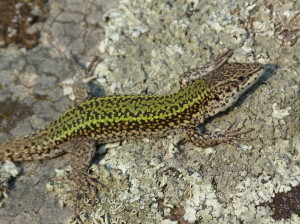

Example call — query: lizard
[0,50,264,192]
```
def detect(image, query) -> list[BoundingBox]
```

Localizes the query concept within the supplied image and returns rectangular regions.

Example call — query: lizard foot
[51,166,106,213]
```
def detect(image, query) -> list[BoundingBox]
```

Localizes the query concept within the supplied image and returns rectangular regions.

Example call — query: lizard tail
[0,129,65,162]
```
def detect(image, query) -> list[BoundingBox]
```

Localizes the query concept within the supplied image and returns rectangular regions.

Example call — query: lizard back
[48,79,210,142]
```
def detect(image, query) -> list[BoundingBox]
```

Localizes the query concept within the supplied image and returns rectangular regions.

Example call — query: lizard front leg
[186,125,253,148]
[179,50,233,88]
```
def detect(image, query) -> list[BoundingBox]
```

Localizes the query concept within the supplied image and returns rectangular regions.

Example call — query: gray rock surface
[1,0,300,223]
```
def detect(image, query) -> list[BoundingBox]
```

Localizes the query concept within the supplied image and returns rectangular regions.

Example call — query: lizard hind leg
[68,137,101,189]
[56,54,105,215]
[68,52,102,106]
[51,137,105,214]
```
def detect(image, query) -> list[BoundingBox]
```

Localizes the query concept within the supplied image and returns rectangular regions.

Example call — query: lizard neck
[171,78,211,124]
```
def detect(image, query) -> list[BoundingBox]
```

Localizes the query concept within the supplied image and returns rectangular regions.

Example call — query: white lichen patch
[272,103,292,119]
[0,160,21,178]
[0,161,21,202]
[60,78,75,100]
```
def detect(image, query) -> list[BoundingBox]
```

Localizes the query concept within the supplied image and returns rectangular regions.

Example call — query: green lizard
[0,51,263,187]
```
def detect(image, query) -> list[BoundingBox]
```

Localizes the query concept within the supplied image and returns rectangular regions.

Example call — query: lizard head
[203,62,264,116]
